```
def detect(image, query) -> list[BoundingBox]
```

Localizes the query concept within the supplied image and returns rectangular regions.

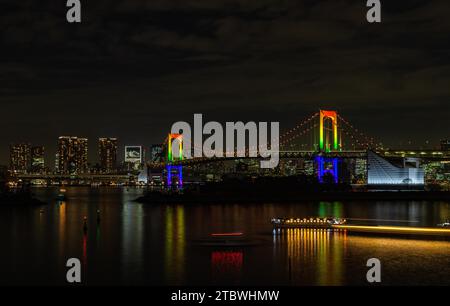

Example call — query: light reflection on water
[273,228,346,286]
[121,202,144,282]
[164,205,186,284]
[211,251,243,284]
[0,187,448,286]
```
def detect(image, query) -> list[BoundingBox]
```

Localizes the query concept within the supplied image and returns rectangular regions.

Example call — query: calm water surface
[0,187,449,286]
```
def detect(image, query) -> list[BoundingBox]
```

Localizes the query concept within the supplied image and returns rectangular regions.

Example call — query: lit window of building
[98,138,118,174]
[56,136,88,175]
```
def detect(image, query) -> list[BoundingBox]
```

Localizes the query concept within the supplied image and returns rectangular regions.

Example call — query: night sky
[1,0,449,165]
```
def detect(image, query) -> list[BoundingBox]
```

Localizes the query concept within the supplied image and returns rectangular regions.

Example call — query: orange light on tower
[167,134,184,187]
[168,133,183,162]
[319,110,339,152]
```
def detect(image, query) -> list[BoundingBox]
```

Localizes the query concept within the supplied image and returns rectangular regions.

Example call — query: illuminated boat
[271,217,347,228]
[56,187,67,201]
[437,220,450,228]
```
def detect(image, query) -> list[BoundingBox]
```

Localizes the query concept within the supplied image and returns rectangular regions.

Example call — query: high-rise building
[354,157,367,183]
[98,138,117,173]
[56,136,88,175]
[30,146,45,174]
[304,159,314,176]
[441,139,450,151]
[9,143,31,174]
[150,144,163,163]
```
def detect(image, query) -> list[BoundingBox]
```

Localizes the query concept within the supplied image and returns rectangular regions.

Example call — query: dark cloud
[0,0,449,164]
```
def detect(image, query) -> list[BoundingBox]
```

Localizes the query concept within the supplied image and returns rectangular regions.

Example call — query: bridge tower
[319,110,339,152]
[168,133,183,162]
[166,134,183,187]
[317,110,340,183]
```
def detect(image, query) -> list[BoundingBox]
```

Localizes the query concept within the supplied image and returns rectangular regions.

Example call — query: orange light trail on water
[344,218,419,223]
[210,232,244,237]
[333,225,450,236]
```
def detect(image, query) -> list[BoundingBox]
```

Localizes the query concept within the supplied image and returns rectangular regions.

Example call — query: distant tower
[9,143,31,174]
[57,136,88,175]
[98,138,118,173]
[150,144,163,163]
[31,146,45,174]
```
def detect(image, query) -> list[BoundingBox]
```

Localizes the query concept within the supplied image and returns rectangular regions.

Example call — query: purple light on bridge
[166,165,183,187]
[316,156,339,184]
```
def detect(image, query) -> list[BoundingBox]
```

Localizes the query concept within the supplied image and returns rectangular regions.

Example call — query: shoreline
[0,193,47,206]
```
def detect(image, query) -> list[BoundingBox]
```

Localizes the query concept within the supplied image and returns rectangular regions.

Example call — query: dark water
[0,187,449,286]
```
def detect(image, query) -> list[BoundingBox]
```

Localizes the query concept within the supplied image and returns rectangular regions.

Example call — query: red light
[211,251,243,278]
[210,232,243,237]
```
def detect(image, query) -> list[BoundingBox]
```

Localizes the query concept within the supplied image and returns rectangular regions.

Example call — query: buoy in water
[83,216,88,233]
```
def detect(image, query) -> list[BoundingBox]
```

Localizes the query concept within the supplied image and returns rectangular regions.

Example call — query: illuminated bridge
[163,150,450,166]
[155,110,449,186]
[12,110,448,186]
[161,110,378,163]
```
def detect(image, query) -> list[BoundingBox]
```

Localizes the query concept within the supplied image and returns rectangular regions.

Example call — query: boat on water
[437,220,450,227]
[271,217,450,237]
[56,187,67,201]
[271,217,347,228]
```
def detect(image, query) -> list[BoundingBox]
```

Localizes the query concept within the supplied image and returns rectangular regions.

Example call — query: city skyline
[5,131,449,173]
[6,108,447,189]
[3,120,448,168]
[7,136,153,172]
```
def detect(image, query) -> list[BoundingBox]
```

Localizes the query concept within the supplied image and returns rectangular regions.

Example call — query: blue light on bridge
[316,156,339,184]
[166,165,183,187]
